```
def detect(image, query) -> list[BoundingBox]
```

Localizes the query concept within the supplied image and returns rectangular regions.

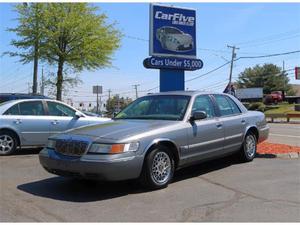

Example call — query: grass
[264,103,300,115]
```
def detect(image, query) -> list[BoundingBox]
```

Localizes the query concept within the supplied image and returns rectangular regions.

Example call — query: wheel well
[0,128,20,147]
[247,127,259,140]
[146,141,180,169]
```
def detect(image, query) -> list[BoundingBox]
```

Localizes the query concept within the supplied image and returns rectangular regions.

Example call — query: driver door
[184,95,225,164]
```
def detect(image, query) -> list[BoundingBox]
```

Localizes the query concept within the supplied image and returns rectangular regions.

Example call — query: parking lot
[1,124,300,222]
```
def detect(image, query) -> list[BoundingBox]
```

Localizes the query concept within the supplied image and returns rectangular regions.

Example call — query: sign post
[144,4,203,92]
[93,85,103,114]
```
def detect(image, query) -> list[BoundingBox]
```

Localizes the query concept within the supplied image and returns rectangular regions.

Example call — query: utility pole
[108,89,112,100]
[282,60,286,101]
[227,45,239,94]
[27,82,31,94]
[133,84,140,99]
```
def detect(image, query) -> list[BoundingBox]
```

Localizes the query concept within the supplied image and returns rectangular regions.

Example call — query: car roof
[0,99,78,115]
[147,90,225,97]
[0,93,49,97]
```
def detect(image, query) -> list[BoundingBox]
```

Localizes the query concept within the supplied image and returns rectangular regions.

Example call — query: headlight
[88,142,139,154]
[47,139,56,149]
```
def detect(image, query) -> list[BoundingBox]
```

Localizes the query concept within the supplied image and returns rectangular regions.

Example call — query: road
[1,152,299,222]
[268,123,300,146]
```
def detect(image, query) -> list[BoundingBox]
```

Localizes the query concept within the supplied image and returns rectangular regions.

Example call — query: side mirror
[74,111,83,119]
[190,111,207,122]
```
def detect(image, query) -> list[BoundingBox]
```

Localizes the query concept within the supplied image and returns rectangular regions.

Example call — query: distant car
[156,26,194,52]
[39,91,269,189]
[0,93,50,104]
[264,91,283,104]
[0,99,111,155]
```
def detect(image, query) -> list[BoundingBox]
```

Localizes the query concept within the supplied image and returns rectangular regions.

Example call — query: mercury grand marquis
[39,91,269,189]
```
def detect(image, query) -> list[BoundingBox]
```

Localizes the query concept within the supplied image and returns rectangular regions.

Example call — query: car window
[19,101,45,116]
[4,104,20,115]
[165,27,182,34]
[214,95,237,116]
[226,97,241,114]
[192,95,215,118]
[47,101,75,117]
[115,95,190,121]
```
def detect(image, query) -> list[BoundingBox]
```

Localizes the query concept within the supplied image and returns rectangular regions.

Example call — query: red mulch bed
[257,142,300,154]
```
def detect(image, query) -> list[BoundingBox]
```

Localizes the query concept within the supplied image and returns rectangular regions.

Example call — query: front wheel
[240,132,257,162]
[140,146,175,189]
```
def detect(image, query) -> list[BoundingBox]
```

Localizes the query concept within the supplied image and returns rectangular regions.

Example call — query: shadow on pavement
[15,148,42,155]
[256,153,277,158]
[17,154,247,203]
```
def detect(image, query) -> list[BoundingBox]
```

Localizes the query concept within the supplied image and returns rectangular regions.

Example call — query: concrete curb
[257,152,300,159]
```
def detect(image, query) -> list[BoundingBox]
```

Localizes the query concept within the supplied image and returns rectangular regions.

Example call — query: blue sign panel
[143,56,203,71]
[150,4,197,59]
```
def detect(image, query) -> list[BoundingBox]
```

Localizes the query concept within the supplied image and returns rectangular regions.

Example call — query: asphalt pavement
[268,123,300,146]
[0,151,299,222]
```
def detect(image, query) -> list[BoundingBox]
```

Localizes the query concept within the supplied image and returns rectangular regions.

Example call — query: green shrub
[248,102,266,112]
[242,102,250,109]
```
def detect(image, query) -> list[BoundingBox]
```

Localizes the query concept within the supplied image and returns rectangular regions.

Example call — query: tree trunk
[56,58,64,101]
[32,39,38,94]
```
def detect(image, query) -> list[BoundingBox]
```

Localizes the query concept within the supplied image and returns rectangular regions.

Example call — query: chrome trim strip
[188,137,224,148]
[224,133,243,140]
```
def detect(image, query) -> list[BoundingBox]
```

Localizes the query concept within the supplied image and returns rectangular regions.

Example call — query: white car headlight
[88,142,139,154]
[47,139,56,149]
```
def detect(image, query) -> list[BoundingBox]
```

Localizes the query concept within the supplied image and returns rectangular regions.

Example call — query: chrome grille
[55,140,88,156]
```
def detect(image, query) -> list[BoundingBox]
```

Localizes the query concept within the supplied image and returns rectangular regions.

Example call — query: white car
[0,99,111,155]
[156,26,194,52]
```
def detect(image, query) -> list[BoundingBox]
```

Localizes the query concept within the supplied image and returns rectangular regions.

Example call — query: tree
[41,3,122,100]
[6,3,45,94]
[106,95,132,115]
[236,64,296,95]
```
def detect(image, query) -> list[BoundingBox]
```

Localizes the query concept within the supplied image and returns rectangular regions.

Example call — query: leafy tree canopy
[236,64,295,95]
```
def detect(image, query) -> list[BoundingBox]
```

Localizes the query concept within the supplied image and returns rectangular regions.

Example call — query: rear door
[213,95,245,153]
[3,100,50,146]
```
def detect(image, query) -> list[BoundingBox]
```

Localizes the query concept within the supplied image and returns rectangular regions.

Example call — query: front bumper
[39,148,144,181]
[258,125,269,143]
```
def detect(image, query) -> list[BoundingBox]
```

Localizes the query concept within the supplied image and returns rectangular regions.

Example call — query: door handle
[216,123,223,128]
[14,119,22,124]
[241,119,246,124]
[51,120,59,125]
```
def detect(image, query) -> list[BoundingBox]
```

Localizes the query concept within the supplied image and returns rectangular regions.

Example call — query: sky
[0,2,300,108]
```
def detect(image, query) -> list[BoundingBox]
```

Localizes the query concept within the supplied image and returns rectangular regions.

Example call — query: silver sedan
[39,91,269,189]
[0,99,110,155]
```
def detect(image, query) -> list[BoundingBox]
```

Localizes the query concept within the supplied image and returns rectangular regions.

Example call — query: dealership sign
[150,4,197,59]
[144,56,203,71]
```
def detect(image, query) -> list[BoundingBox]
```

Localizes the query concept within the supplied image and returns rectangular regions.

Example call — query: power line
[237,50,300,59]
[185,61,231,83]
[236,29,300,46]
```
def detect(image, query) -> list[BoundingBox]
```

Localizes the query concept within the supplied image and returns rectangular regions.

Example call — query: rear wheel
[240,132,257,162]
[140,146,175,189]
[0,131,18,156]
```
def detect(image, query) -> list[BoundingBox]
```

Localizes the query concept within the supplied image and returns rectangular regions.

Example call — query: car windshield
[115,95,190,121]
[165,27,182,34]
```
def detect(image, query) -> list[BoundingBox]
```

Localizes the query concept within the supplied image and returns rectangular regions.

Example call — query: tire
[239,132,257,162]
[0,130,18,156]
[140,146,175,189]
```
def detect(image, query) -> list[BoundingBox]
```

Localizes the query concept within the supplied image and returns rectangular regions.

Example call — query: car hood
[64,119,178,142]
